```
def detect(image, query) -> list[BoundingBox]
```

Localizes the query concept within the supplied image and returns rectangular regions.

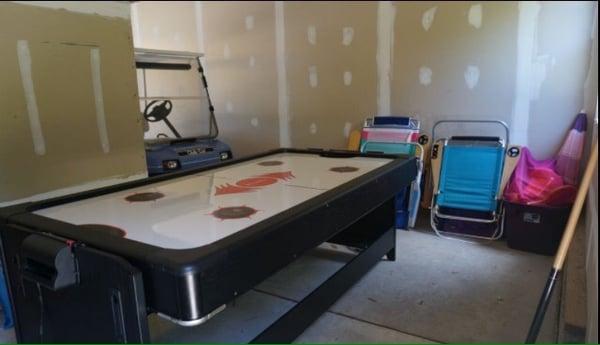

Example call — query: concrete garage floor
[150,220,559,343]
[0,218,560,343]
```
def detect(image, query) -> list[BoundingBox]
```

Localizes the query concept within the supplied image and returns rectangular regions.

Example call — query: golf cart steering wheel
[143,100,173,122]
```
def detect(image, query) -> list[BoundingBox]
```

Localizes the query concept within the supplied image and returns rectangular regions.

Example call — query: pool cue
[525,142,598,343]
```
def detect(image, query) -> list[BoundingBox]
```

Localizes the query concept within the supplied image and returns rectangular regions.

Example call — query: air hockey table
[0,148,416,343]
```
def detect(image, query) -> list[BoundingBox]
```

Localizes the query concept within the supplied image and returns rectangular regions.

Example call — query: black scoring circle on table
[125,192,165,202]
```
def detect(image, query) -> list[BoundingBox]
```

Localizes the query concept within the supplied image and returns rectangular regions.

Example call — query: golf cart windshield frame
[134,48,219,142]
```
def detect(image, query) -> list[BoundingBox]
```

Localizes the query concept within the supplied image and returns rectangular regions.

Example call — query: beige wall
[202,1,280,157]
[284,1,378,149]
[131,1,596,160]
[392,2,518,138]
[131,1,199,52]
[0,2,146,204]
[529,2,596,157]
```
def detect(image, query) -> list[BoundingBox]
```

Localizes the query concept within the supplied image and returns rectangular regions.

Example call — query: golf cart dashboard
[178,147,214,156]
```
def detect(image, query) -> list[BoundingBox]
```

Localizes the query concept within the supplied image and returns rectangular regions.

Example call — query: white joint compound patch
[342,27,354,46]
[511,1,541,147]
[468,4,483,29]
[377,1,396,116]
[194,2,206,58]
[309,122,318,135]
[90,48,110,153]
[223,43,231,60]
[275,2,291,147]
[343,71,353,86]
[422,7,437,31]
[226,101,234,113]
[343,122,352,138]
[464,65,480,89]
[249,56,256,68]
[251,117,259,127]
[307,25,317,45]
[245,15,255,30]
[419,66,433,86]
[130,3,142,46]
[17,40,46,156]
[531,55,553,100]
[308,66,318,88]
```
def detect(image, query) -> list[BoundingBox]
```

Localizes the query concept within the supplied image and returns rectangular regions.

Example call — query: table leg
[250,227,395,343]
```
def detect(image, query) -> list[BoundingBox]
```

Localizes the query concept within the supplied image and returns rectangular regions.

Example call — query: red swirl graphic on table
[215,171,295,196]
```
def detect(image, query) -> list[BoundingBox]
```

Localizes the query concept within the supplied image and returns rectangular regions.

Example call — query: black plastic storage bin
[503,201,571,256]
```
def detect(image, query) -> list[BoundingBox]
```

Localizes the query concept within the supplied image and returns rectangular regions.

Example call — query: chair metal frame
[429,120,515,241]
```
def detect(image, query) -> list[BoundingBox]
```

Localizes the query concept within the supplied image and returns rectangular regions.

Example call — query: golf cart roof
[134,48,204,64]
[134,47,219,143]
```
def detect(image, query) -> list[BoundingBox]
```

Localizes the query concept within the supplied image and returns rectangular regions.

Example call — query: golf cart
[135,48,232,176]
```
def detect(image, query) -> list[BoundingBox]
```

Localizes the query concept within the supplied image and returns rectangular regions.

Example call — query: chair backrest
[361,141,417,156]
[437,139,505,212]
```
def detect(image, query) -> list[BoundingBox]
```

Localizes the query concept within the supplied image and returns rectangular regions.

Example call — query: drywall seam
[376,1,396,116]
[223,43,231,59]
[194,1,205,53]
[130,2,142,46]
[343,122,352,138]
[90,48,110,153]
[0,172,148,207]
[308,65,318,87]
[16,40,46,156]
[510,1,540,146]
[11,1,130,19]
[591,2,598,40]
[583,3,598,113]
[275,1,291,147]
[530,54,552,101]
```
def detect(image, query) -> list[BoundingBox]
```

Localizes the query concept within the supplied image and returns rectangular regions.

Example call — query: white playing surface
[35,153,391,249]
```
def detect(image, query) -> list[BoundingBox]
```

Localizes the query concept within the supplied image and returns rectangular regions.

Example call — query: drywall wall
[200,1,280,156]
[131,1,199,51]
[527,2,596,157]
[283,1,378,149]
[131,1,596,159]
[132,1,280,157]
[391,2,518,140]
[392,1,595,158]
[0,2,146,204]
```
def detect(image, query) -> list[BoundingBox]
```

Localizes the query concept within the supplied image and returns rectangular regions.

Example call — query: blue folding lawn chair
[0,265,13,329]
[430,120,520,240]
